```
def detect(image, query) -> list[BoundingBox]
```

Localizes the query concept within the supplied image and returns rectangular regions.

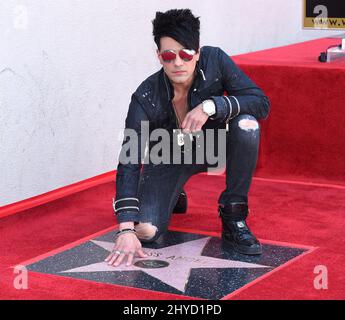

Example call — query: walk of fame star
[25,230,309,299]
[60,237,269,292]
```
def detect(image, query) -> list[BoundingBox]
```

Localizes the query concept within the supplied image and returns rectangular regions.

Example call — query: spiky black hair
[152,9,200,52]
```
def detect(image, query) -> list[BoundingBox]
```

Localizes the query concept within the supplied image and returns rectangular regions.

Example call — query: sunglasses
[160,49,196,62]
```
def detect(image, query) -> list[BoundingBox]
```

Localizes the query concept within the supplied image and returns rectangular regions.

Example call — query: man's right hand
[105,232,147,267]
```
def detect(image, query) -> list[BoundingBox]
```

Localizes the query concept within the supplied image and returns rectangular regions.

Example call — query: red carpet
[232,37,345,68]
[233,38,345,184]
[1,38,345,300]
[1,175,344,300]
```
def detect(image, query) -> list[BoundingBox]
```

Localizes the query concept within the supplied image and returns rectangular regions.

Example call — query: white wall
[0,0,343,206]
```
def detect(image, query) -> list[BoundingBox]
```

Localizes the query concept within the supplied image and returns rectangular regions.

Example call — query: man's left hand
[181,104,208,133]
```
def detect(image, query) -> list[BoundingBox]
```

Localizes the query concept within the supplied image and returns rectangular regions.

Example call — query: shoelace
[234,222,256,242]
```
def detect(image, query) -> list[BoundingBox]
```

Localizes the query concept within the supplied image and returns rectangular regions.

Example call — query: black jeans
[137,114,260,242]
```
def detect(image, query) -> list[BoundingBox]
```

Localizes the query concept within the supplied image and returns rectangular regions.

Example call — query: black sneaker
[173,190,187,214]
[219,205,262,255]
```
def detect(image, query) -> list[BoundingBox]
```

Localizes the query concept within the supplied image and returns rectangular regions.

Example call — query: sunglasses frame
[159,48,196,62]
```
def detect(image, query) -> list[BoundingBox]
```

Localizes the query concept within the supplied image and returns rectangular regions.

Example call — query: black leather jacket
[113,46,270,223]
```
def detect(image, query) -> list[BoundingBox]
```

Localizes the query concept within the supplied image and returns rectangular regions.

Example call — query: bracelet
[115,228,137,240]
[116,228,136,234]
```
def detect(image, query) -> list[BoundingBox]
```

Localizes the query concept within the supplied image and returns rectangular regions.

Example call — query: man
[105,9,270,267]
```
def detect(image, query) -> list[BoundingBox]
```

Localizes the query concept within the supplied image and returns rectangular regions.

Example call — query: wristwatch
[202,99,216,117]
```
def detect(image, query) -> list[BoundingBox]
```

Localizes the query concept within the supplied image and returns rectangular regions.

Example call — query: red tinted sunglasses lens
[161,51,177,62]
[179,49,194,61]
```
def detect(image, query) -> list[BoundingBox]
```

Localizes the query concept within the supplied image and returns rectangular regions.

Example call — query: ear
[156,49,163,66]
[195,47,201,61]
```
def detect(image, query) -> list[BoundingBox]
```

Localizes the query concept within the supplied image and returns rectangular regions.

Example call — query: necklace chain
[172,101,186,129]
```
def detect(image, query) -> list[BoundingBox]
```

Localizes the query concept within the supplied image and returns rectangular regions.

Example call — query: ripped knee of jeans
[135,222,158,242]
[238,118,259,132]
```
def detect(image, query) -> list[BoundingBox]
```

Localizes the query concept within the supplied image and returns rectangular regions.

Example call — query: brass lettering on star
[134,260,169,269]
[166,255,202,263]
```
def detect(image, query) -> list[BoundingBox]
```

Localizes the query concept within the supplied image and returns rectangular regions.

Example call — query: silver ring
[113,250,121,255]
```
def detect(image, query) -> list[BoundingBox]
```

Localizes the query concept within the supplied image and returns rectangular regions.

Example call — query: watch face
[203,101,215,115]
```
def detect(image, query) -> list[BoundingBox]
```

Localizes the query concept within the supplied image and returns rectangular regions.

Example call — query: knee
[230,115,260,141]
[236,115,260,132]
[135,222,159,242]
